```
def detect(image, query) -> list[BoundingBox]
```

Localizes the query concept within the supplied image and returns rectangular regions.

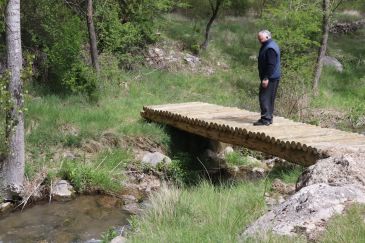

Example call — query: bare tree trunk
[87,0,100,73]
[0,0,24,200]
[313,0,330,95]
[201,0,223,50]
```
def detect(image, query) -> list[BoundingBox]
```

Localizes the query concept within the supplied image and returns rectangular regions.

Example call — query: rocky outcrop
[242,183,365,240]
[330,19,365,34]
[297,154,365,190]
[121,169,161,215]
[242,153,365,240]
[145,43,227,75]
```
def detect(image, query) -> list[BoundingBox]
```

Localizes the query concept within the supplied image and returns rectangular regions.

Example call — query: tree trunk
[201,0,223,50]
[0,0,24,200]
[312,0,330,95]
[87,0,100,73]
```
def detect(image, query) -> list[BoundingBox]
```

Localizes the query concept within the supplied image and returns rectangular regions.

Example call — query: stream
[0,195,130,242]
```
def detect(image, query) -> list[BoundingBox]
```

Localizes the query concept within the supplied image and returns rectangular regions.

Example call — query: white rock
[252,167,265,176]
[246,156,261,165]
[323,56,343,72]
[223,146,234,156]
[122,203,143,215]
[121,194,138,204]
[243,154,365,240]
[249,55,257,61]
[63,151,76,160]
[51,180,75,201]
[184,54,201,67]
[0,202,12,214]
[141,152,171,167]
[111,236,127,243]
[242,183,365,240]
[342,10,361,17]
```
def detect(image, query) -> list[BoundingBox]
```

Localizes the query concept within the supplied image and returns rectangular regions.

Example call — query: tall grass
[129,182,266,243]
[129,181,307,243]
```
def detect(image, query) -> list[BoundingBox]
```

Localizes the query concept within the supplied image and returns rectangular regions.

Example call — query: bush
[95,0,177,68]
[21,0,97,96]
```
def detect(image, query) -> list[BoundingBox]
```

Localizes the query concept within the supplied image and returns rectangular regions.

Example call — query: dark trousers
[259,80,280,122]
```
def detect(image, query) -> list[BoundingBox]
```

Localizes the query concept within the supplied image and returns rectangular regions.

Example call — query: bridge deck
[141,102,365,166]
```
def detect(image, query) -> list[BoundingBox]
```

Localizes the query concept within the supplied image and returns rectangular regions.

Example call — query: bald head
[257,30,272,44]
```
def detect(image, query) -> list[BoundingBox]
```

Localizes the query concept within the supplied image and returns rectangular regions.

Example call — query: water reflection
[0,195,129,242]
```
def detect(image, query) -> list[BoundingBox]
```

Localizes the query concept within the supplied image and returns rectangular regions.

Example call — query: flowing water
[0,195,130,242]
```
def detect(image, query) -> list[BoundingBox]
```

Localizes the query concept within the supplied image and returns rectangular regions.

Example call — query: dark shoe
[253,119,270,126]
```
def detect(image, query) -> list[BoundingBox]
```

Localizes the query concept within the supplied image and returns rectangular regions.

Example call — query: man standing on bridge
[254,30,281,126]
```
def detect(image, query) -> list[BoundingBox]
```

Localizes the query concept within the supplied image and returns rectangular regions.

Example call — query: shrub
[21,0,97,96]
[95,0,178,68]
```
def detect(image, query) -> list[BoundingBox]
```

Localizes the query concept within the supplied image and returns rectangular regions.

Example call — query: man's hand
[262,79,269,88]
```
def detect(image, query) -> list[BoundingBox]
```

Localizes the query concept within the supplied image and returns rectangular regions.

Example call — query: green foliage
[338,0,365,12]
[269,165,304,184]
[349,102,365,129]
[62,62,99,100]
[182,0,249,19]
[156,153,201,185]
[260,0,321,75]
[101,228,119,243]
[21,0,96,96]
[94,0,178,68]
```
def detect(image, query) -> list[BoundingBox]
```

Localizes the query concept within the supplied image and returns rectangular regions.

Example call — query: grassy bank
[128,182,305,243]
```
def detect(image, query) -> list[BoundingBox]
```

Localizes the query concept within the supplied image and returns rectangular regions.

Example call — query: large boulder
[322,56,343,72]
[297,154,365,190]
[242,183,365,240]
[242,154,365,240]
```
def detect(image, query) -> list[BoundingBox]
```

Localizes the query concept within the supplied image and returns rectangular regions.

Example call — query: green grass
[129,181,266,243]
[128,181,306,243]
[320,204,365,243]
[57,149,131,193]
[268,165,304,184]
